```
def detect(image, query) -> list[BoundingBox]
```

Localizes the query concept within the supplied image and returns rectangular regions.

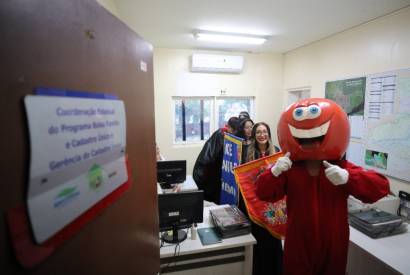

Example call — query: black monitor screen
[157,160,186,185]
[158,190,203,243]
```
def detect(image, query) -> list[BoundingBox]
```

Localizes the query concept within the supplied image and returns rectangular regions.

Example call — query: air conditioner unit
[190,54,244,73]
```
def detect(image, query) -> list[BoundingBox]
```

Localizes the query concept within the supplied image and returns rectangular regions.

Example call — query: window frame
[172,96,214,145]
[172,96,255,145]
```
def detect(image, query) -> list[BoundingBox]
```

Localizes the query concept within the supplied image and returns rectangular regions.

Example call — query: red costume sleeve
[255,160,390,204]
[255,169,286,203]
[342,160,390,203]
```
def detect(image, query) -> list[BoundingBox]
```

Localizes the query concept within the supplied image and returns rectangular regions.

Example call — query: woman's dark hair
[238,111,250,121]
[226,116,241,134]
[237,118,254,139]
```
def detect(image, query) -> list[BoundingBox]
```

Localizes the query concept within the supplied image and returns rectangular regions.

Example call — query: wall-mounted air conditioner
[190,54,244,74]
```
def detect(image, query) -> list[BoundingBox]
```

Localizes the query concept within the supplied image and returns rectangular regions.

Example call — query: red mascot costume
[255,98,389,275]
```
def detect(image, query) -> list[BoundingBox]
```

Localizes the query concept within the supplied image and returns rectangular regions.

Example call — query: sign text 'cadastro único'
[24,95,127,243]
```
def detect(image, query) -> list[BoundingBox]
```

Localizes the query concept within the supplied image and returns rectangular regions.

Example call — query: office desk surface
[157,175,197,194]
[160,205,256,258]
[179,175,197,191]
[349,223,410,274]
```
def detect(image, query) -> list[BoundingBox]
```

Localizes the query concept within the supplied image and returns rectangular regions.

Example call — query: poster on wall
[325,69,410,182]
[24,90,128,244]
[362,69,410,182]
[325,77,367,165]
[220,133,243,205]
[325,77,366,139]
[325,77,366,116]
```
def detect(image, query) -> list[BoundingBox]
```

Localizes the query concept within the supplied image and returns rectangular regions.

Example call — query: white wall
[154,48,283,173]
[96,0,119,17]
[283,7,410,195]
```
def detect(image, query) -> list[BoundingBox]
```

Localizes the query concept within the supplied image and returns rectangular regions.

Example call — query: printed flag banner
[234,152,287,239]
[220,133,243,205]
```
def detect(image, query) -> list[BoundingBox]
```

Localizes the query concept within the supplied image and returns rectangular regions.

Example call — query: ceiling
[114,0,410,53]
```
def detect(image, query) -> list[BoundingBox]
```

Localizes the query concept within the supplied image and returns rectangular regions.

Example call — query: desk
[159,205,256,275]
[157,175,198,194]
[347,223,410,275]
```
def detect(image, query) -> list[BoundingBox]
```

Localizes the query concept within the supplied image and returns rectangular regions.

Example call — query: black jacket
[192,129,225,204]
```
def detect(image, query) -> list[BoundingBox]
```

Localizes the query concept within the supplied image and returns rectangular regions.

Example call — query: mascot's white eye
[293,107,306,121]
[292,105,321,121]
[307,105,321,119]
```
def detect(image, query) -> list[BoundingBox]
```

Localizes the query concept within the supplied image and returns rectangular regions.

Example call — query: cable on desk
[159,228,187,274]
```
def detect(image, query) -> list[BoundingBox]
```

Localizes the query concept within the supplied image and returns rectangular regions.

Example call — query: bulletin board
[326,68,410,182]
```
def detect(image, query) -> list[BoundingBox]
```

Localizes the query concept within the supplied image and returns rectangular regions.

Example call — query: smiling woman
[239,121,283,275]
[245,122,278,162]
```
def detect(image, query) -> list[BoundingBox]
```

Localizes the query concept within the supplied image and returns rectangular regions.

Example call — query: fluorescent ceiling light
[193,30,268,45]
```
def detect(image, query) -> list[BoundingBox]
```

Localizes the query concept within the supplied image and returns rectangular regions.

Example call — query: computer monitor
[158,190,204,243]
[157,160,186,188]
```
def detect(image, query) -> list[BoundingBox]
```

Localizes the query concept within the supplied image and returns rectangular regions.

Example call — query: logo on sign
[54,186,80,208]
[88,164,105,190]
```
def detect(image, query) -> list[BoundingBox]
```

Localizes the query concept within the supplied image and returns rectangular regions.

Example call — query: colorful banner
[24,93,128,244]
[234,152,287,239]
[220,133,243,205]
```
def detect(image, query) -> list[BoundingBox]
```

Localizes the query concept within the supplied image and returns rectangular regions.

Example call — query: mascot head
[277,98,349,161]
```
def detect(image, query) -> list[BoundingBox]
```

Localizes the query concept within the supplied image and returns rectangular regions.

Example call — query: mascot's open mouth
[288,121,330,149]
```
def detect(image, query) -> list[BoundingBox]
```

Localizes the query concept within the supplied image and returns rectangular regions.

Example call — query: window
[174,98,212,143]
[216,97,253,129]
[173,97,254,144]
